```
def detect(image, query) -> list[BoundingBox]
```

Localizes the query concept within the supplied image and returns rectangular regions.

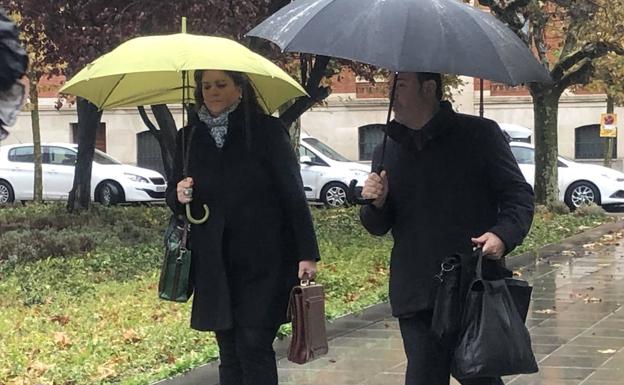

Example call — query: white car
[298,134,370,207]
[510,141,624,209]
[0,143,167,205]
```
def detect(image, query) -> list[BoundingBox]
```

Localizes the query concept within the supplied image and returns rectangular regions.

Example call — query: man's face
[391,72,429,122]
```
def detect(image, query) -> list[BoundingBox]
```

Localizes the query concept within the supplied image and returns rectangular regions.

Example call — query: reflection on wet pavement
[277,228,624,385]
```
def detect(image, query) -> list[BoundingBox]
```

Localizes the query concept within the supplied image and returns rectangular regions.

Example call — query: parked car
[509,141,624,210]
[499,122,532,143]
[0,143,167,205]
[298,134,369,207]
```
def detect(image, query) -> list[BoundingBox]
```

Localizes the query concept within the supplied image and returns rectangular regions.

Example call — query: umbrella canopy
[247,0,550,85]
[60,34,307,113]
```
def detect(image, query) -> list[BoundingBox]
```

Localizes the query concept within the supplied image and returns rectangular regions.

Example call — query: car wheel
[95,181,122,206]
[321,182,349,208]
[565,181,601,210]
[0,180,15,204]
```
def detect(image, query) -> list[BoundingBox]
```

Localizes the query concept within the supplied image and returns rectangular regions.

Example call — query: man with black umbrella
[360,72,534,385]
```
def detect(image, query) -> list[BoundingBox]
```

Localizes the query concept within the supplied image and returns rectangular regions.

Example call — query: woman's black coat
[166,106,320,331]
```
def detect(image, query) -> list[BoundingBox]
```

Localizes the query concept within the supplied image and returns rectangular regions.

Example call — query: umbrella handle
[347,179,375,206]
[347,164,385,206]
[185,203,210,224]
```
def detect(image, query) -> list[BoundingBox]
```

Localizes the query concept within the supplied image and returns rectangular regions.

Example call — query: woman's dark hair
[193,70,263,114]
[193,69,263,149]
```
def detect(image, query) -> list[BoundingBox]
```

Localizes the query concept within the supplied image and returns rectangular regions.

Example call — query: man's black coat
[360,102,534,318]
[166,106,320,331]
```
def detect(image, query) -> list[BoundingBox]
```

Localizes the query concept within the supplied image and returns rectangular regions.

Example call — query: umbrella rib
[250,78,271,113]
[101,74,127,109]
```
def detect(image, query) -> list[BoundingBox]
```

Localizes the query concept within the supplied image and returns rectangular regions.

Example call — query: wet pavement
[161,221,624,385]
[275,221,624,385]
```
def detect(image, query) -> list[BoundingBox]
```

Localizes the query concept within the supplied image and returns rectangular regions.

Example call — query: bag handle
[474,246,484,281]
[300,272,317,287]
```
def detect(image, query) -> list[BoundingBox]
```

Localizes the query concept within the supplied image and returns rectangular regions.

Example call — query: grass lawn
[0,203,612,385]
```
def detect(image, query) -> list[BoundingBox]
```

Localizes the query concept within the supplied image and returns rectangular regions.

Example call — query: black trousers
[215,326,279,385]
[399,311,504,385]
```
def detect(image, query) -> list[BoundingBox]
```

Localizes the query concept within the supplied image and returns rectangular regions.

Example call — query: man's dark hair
[416,72,443,101]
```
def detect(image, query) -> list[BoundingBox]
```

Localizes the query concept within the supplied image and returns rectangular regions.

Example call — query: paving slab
[156,220,624,385]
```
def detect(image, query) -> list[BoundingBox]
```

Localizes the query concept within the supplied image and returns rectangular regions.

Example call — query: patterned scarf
[197,101,240,148]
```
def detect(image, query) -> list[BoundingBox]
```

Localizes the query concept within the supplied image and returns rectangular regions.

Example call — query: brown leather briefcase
[286,279,329,364]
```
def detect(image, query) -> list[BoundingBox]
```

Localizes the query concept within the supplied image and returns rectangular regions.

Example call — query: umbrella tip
[181,17,187,33]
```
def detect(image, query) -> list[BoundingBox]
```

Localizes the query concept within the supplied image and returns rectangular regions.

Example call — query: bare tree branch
[552,41,624,82]
[279,55,331,128]
[557,58,594,91]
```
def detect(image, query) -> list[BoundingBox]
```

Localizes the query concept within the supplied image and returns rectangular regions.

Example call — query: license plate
[155,186,166,192]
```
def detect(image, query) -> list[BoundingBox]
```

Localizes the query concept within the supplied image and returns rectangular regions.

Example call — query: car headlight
[124,173,150,183]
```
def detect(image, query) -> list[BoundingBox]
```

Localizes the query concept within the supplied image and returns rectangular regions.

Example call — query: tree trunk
[67,98,102,212]
[531,86,562,207]
[30,80,43,203]
[603,96,615,168]
[151,104,177,181]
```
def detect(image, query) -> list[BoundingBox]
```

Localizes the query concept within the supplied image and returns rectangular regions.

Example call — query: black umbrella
[247,0,550,202]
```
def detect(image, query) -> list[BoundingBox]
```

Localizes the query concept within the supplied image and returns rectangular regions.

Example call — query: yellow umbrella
[60,33,307,113]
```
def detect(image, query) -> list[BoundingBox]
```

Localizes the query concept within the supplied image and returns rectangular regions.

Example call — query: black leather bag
[432,249,533,343]
[158,215,193,302]
[431,254,462,344]
[451,252,538,379]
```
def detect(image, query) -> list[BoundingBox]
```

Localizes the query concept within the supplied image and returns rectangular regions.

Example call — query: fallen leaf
[123,328,142,343]
[561,250,577,257]
[50,314,70,325]
[54,331,72,348]
[27,360,53,375]
[584,297,602,303]
[598,348,617,354]
[582,242,597,249]
[96,364,116,380]
[599,263,611,267]
[166,353,176,364]
[534,309,557,314]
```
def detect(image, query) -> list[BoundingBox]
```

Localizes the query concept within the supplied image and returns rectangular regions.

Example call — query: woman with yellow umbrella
[61,33,321,385]
[169,68,320,385]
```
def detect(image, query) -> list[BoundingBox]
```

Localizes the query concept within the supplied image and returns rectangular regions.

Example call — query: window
[575,124,616,159]
[298,145,326,166]
[510,146,534,165]
[358,124,385,161]
[45,146,77,165]
[8,146,34,162]
[302,137,350,162]
[71,122,107,152]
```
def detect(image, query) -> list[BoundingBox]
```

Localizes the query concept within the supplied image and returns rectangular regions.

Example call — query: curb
[154,218,624,385]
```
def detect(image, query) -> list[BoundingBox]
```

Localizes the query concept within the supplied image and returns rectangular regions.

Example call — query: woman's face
[201,70,242,116]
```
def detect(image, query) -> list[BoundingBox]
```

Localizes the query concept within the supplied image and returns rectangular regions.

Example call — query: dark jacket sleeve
[165,128,186,217]
[360,144,394,236]
[480,122,535,254]
[265,118,321,262]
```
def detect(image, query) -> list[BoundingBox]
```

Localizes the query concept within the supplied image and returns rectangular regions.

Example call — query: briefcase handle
[300,273,317,287]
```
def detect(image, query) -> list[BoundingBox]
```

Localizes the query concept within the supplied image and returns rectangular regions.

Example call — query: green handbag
[158,215,193,302]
